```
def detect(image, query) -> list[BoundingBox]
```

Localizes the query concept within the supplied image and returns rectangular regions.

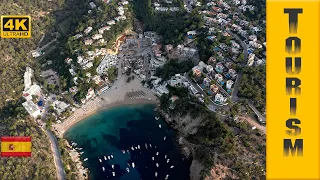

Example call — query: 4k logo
[1,16,31,38]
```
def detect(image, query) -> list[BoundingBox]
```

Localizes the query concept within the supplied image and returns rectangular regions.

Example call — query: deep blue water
[64,104,191,180]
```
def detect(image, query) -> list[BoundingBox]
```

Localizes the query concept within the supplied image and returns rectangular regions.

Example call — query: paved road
[247,100,266,123]
[227,30,248,103]
[46,130,66,180]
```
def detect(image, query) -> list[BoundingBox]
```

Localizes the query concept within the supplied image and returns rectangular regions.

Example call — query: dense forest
[133,0,204,46]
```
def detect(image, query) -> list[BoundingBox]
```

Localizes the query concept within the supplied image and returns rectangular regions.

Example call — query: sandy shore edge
[56,98,159,137]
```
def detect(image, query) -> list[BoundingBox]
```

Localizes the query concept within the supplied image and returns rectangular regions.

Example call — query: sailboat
[167,159,170,163]
[84,158,88,161]
[149,144,152,148]
[170,165,174,168]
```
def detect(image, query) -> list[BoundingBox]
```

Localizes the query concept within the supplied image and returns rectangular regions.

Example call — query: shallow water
[64,104,191,180]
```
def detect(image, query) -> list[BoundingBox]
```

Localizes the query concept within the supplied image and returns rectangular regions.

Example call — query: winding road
[46,130,66,180]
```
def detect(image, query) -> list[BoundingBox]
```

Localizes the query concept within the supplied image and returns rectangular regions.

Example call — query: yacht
[165,174,169,180]
[102,167,105,172]
[149,144,152,148]
[165,155,167,159]
[99,158,102,163]
[164,136,166,140]
[104,156,107,160]
[110,155,114,159]
[156,163,159,167]
[159,124,161,128]
[131,146,134,151]
[80,152,84,154]
[156,152,159,156]
[108,156,110,160]
[167,159,170,163]
[155,172,158,177]
[111,165,114,169]
[112,172,115,176]
[152,156,154,160]
[122,150,126,154]
[170,165,174,168]
[84,158,88,161]
[126,167,130,173]
[132,162,135,168]
[137,145,140,149]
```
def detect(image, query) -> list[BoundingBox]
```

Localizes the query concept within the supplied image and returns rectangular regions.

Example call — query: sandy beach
[53,75,159,138]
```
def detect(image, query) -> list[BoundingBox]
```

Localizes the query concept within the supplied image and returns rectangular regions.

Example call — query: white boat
[165,174,169,180]
[167,159,170,163]
[145,143,148,149]
[170,165,174,168]
[132,162,135,168]
[111,155,114,159]
[149,144,152,148]
[164,136,166,140]
[155,172,158,177]
[165,155,167,159]
[112,172,115,176]
[156,163,159,167]
[137,145,140,149]
[152,156,154,160]
[102,167,105,172]
[104,156,107,160]
[84,158,88,161]
[159,124,161,128]
[156,152,159,156]
[108,156,110,160]
[131,146,134,151]
[122,150,126,154]
[155,117,160,120]
[135,146,138,150]
[111,165,114,169]
[126,167,130,173]
[80,152,84,154]
[99,158,102,163]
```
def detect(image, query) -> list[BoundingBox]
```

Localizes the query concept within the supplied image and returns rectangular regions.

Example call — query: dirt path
[238,115,266,134]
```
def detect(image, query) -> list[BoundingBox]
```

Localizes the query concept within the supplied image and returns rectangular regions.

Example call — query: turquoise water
[64,104,191,180]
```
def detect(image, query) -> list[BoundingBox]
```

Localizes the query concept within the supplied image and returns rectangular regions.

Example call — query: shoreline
[53,98,159,138]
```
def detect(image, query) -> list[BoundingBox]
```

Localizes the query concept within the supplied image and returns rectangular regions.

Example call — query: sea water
[64,104,191,180]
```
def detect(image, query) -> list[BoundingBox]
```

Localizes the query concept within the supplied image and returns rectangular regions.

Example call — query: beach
[53,75,159,138]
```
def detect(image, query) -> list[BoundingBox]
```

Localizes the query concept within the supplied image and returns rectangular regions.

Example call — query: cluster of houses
[153,1,180,12]
[22,67,71,119]
[191,60,236,105]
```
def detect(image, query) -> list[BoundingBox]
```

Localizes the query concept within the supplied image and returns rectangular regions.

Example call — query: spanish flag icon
[1,136,31,157]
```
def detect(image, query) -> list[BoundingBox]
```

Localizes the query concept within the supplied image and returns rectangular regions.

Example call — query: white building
[206,65,214,73]
[84,27,93,34]
[22,100,41,118]
[226,80,234,89]
[99,26,111,34]
[215,93,226,104]
[23,84,41,101]
[215,74,223,82]
[155,85,169,96]
[24,67,33,91]
[52,100,70,115]
[92,34,103,40]
[89,2,96,9]
[96,55,118,74]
